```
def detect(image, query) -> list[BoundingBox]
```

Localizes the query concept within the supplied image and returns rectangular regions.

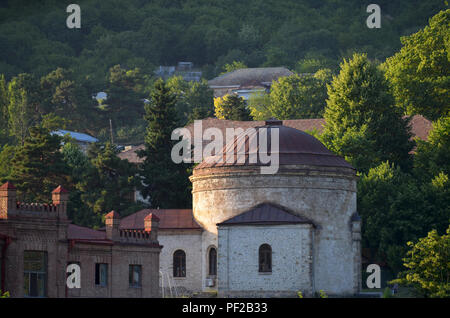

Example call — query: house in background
[51,130,99,153]
[155,62,202,82]
[208,67,294,99]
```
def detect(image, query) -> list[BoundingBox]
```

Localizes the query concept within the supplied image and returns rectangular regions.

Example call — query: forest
[0,1,449,296]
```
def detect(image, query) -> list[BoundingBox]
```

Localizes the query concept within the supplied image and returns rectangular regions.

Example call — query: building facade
[0,183,161,298]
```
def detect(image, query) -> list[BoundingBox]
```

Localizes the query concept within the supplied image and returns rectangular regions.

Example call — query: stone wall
[218,224,313,297]
[158,230,203,296]
[191,165,360,296]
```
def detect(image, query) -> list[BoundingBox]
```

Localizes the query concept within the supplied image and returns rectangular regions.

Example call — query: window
[208,248,217,276]
[24,251,47,297]
[259,244,272,273]
[95,263,108,287]
[173,250,186,277]
[129,265,142,287]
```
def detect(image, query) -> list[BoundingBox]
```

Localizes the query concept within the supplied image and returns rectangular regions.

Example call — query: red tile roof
[52,185,69,194]
[105,210,120,219]
[117,144,145,164]
[0,181,16,190]
[120,209,201,230]
[67,224,111,244]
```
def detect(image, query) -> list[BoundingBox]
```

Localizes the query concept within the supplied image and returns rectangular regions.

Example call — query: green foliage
[221,61,247,75]
[167,76,214,125]
[7,73,40,145]
[140,79,191,209]
[0,74,8,144]
[0,1,445,81]
[318,290,328,298]
[414,116,450,181]
[76,142,141,225]
[0,290,10,298]
[358,161,449,272]
[383,10,450,120]
[266,72,329,120]
[321,53,413,173]
[391,226,450,298]
[248,92,272,120]
[8,125,70,203]
[0,144,15,181]
[382,287,393,298]
[214,94,252,121]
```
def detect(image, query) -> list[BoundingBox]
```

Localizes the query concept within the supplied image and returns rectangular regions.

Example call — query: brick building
[0,182,161,298]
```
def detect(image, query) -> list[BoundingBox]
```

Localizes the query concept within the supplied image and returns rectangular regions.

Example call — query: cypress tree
[140,79,191,208]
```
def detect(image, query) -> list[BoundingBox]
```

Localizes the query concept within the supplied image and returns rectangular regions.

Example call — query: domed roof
[194,120,353,170]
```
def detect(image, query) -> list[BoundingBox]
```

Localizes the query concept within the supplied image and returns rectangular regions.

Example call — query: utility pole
[109,118,114,144]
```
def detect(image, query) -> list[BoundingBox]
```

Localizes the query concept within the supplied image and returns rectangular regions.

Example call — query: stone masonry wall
[218,224,313,297]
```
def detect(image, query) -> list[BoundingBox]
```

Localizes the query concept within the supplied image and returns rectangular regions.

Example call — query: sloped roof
[120,209,201,230]
[195,120,353,170]
[52,130,99,143]
[217,203,315,226]
[117,144,145,164]
[67,224,111,244]
[208,67,293,87]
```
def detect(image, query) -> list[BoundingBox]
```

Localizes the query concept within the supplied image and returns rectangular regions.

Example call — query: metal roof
[51,130,99,143]
[217,203,315,226]
[195,121,354,170]
[208,67,293,87]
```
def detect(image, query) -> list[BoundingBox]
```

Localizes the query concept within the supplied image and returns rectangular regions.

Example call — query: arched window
[173,250,186,277]
[208,248,217,276]
[259,244,272,273]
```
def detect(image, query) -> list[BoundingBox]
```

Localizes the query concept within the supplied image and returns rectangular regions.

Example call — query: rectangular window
[23,251,47,297]
[95,263,108,287]
[129,265,142,288]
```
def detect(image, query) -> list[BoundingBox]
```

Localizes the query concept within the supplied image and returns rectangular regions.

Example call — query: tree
[7,73,41,145]
[383,10,450,120]
[267,71,330,120]
[75,142,141,227]
[414,116,450,181]
[220,61,247,75]
[214,94,252,121]
[321,53,413,173]
[104,65,146,138]
[8,125,70,202]
[0,74,8,145]
[40,68,93,129]
[392,226,450,298]
[248,91,272,120]
[166,76,214,125]
[358,161,427,272]
[140,79,191,208]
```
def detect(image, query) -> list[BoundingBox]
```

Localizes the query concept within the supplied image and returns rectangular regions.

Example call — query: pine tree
[321,53,414,173]
[9,125,70,202]
[0,74,8,145]
[140,79,191,208]
[76,142,141,226]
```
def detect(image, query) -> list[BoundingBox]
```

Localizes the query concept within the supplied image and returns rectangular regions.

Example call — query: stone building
[0,182,161,298]
[122,120,361,297]
[208,67,294,99]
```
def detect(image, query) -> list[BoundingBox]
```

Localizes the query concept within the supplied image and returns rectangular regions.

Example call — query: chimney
[52,185,69,219]
[105,210,120,241]
[0,182,17,219]
[144,213,160,241]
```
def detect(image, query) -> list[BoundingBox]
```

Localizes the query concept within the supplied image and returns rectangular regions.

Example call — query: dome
[194,119,353,170]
